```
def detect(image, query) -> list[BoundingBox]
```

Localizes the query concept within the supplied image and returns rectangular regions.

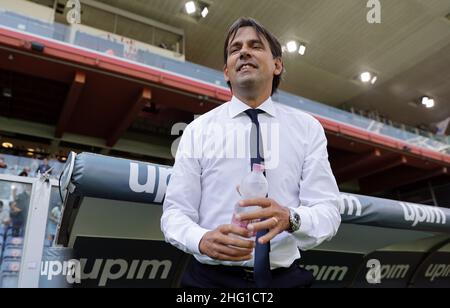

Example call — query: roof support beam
[55,71,86,138]
[359,166,448,194]
[333,149,381,177]
[334,151,408,183]
[106,88,151,147]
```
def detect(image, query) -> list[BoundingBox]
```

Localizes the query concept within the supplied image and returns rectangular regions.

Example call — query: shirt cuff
[185,226,210,255]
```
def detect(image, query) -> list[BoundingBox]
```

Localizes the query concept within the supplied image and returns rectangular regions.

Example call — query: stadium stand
[0,9,449,154]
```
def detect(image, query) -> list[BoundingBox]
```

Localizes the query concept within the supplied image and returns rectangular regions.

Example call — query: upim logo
[399,202,446,227]
[302,265,348,281]
[425,264,450,282]
[339,194,362,216]
[379,264,409,280]
[41,260,81,284]
[128,163,171,203]
[41,258,172,287]
[80,258,172,286]
[366,262,410,284]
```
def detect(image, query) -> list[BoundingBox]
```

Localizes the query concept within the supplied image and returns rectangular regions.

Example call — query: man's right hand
[199,224,255,261]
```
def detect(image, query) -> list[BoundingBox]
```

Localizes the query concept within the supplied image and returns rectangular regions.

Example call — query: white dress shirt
[161,96,341,269]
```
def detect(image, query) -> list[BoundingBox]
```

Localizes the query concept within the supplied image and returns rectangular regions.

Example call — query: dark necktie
[244,108,271,288]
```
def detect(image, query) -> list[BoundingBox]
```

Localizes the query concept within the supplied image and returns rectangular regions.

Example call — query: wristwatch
[287,208,301,233]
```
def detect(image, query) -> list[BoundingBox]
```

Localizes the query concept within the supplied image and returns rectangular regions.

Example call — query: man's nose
[239,48,251,59]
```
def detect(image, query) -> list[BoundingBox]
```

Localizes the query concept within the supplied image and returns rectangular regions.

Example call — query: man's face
[224,27,282,95]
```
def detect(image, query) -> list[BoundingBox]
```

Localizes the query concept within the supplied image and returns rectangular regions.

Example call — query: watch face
[294,213,300,224]
[290,210,300,232]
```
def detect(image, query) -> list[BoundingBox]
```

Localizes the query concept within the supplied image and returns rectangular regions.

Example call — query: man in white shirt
[161,17,341,288]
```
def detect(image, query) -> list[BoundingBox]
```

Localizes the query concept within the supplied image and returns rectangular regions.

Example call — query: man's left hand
[236,198,291,244]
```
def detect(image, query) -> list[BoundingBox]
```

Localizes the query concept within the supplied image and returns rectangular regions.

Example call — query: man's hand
[236,198,291,245]
[199,224,255,261]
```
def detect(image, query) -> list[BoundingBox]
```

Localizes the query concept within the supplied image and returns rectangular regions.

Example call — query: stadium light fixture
[184,1,209,21]
[425,99,435,109]
[359,71,378,85]
[2,142,13,148]
[360,72,372,83]
[286,41,298,53]
[185,1,196,15]
[421,96,435,109]
[201,7,209,18]
[298,43,306,55]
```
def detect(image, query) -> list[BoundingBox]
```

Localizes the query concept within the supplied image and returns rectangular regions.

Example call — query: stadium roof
[91,0,450,127]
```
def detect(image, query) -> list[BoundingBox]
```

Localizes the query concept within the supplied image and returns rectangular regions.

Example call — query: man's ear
[274,57,283,76]
[223,64,230,82]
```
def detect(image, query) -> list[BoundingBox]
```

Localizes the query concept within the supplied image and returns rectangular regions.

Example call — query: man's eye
[230,48,239,54]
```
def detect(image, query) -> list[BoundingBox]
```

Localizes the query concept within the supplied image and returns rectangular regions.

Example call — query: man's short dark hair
[223,17,283,95]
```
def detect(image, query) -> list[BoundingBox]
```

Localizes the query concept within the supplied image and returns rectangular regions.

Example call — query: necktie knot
[244,109,264,124]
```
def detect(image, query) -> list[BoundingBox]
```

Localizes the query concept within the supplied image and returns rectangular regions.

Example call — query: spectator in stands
[18,167,30,177]
[9,200,20,236]
[9,186,31,237]
[0,201,11,228]
[0,156,7,169]
[46,204,61,243]
[36,158,52,175]
[105,49,116,56]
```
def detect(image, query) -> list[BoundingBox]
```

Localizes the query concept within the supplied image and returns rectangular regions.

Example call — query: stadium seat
[0,261,21,288]
[3,247,23,260]
[0,260,20,273]
[6,228,13,237]
[44,239,52,247]
[75,31,124,57]
[5,237,24,248]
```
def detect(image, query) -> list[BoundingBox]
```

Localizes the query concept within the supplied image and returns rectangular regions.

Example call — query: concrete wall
[0,0,54,23]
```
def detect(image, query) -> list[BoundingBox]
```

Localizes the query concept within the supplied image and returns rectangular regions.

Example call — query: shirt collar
[228,95,277,118]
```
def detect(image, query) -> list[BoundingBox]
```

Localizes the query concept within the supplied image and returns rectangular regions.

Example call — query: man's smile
[237,62,258,72]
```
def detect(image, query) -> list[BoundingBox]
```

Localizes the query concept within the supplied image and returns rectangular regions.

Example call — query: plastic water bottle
[231,163,268,237]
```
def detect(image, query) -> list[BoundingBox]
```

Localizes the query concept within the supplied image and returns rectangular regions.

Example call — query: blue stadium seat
[5,237,24,248]
[0,273,19,288]
[6,228,13,237]
[53,22,69,42]
[44,239,52,247]
[0,260,21,272]
[0,261,20,288]
[74,31,124,57]
[3,247,22,260]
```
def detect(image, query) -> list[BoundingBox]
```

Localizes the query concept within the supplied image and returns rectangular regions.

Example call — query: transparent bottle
[231,163,268,238]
